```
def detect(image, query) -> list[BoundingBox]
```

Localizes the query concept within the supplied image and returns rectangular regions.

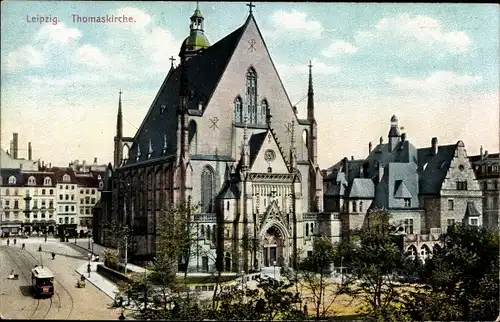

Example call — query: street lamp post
[340,256,344,285]
[240,270,246,303]
[273,260,277,280]
[88,234,91,249]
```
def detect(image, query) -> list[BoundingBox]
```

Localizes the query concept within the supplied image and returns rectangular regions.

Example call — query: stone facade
[469,150,499,230]
[323,116,483,262]
[102,6,336,273]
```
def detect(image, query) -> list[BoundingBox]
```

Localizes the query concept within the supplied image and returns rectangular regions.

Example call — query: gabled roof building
[324,115,483,261]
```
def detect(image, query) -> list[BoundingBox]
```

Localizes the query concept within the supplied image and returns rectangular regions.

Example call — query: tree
[295,237,346,319]
[343,210,411,321]
[208,276,305,321]
[115,202,201,320]
[402,224,500,321]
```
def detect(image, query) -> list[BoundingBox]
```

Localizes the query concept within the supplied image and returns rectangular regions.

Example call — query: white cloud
[5,45,45,71]
[277,60,341,76]
[143,27,182,73]
[356,13,470,54]
[116,7,152,29]
[270,10,324,37]
[77,44,111,68]
[390,71,483,90]
[321,40,358,57]
[35,23,82,45]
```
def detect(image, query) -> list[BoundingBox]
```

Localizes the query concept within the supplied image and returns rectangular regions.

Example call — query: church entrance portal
[262,226,284,267]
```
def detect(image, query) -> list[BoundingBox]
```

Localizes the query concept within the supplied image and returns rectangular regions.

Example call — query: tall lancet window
[201,166,214,213]
[261,99,268,124]
[246,68,257,124]
[234,96,243,123]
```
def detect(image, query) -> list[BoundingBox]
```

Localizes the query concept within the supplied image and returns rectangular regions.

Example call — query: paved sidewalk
[75,262,118,300]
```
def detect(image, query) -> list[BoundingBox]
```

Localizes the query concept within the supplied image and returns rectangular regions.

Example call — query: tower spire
[307,61,314,122]
[117,89,123,138]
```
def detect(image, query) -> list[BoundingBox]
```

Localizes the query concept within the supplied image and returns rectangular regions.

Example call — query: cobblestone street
[0,238,122,320]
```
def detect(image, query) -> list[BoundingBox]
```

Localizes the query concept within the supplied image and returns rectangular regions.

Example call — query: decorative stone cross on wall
[209,116,219,130]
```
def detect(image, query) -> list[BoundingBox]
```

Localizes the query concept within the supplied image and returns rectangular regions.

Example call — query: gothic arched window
[207,225,211,239]
[201,166,214,213]
[246,68,257,124]
[234,97,243,123]
[305,223,309,236]
[28,176,36,185]
[261,99,268,124]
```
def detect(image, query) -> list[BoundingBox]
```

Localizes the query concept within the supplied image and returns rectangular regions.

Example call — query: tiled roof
[324,172,348,197]
[417,144,456,195]
[248,132,268,166]
[464,201,481,217]
[348,178,375,198]
[0,168,23,186]
[21,172,56,187]
[125,19,248,166]
[393,180,412,198]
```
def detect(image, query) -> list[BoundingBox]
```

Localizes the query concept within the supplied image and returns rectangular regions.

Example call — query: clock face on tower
[264,149,276,162]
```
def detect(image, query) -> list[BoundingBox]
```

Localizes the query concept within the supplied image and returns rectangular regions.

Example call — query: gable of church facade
[202,17,308,162]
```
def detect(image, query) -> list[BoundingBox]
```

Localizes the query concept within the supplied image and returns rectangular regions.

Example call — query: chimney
[431,137,438,155]
[94,157,98,164]
[42,160,45,168]
[480,145,484,158]
[379,136,383,145]
[401,133,406,141]
[369,142,372,154]
[351,156,354,161]
[49,162,51,169]
[12,133,18,159]
[9,141,13,157]
[484,150,489,158]
[28,142,32,161]
[342,157,349,182]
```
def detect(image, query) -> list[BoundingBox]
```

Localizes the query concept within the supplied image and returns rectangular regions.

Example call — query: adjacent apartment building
[323,115,483,262]
[0,136,105,236]
[469,149,499,230]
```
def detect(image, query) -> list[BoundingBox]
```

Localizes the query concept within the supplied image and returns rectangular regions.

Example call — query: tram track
[19,249,75,320]
[2,247,49,319]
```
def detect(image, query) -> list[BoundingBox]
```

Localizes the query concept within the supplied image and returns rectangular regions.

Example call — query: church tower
[173,37,194,207]
[113,90,123,168]
[307,62,323,211]
[179,2,210,62]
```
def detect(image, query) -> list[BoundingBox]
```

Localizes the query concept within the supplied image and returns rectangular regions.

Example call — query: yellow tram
[31,266,54,298]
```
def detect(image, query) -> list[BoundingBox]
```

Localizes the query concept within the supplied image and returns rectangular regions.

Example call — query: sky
[1,1,498,169]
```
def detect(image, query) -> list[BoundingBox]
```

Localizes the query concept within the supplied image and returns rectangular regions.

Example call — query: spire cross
[308,60,313,70]
[246,2,255,14]
[169,56,176,67]
[119,89,123,96]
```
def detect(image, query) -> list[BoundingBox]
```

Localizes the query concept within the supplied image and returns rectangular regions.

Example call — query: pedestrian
[80,274,86,282]
[87,263,91,277]
[44,236,47,242]
[13,238,16,245]
[21,243,25,250]
[38,245,42,252]
[118,311,126,320]
[51,252,56,260]
[6,239,10,246]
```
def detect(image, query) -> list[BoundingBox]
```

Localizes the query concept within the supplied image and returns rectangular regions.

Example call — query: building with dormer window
[323,115,483,262]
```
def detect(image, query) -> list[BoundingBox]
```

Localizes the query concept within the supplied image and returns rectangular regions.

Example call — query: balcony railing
[194,213,217,222]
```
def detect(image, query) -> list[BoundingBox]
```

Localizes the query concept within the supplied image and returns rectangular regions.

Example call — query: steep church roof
[125,19,248,166]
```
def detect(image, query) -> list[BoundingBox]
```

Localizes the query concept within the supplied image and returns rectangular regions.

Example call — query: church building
[108,4,333,273]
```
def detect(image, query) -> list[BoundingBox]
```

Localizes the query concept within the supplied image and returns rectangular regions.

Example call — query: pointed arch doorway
[262,226,285,267]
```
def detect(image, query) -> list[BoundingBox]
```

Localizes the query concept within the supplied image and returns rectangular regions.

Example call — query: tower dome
[179,3,210,59]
